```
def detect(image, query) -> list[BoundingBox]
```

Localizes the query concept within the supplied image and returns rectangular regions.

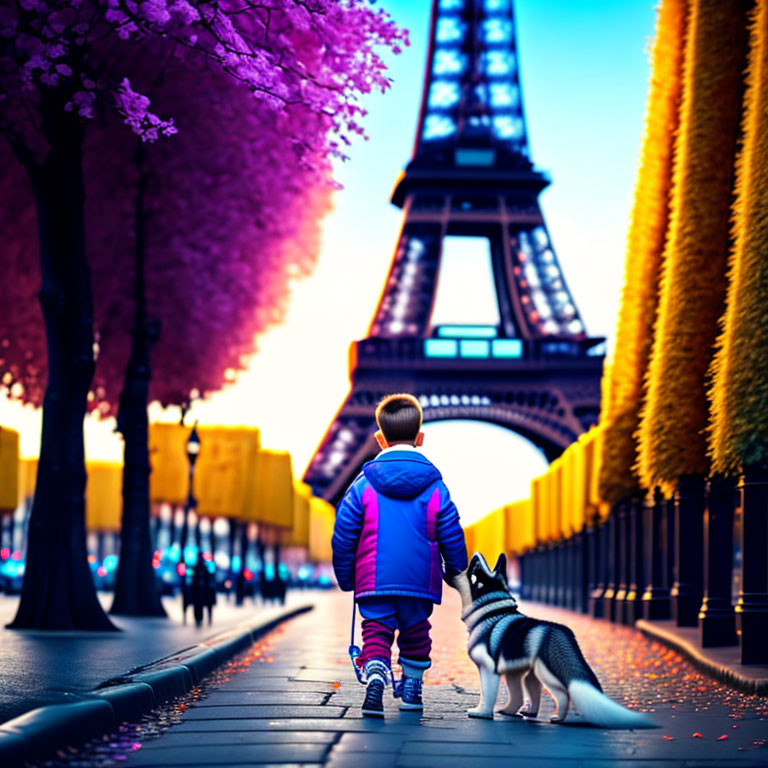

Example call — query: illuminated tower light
[524,263,540,288]
[484,0,510,12]
[484,51,515,77]
[433,49,466,76]
[437,17,465,44]
[532,290,553,319]
[461,395,470,405]
[389,321,405,334]
[483,18,512,44]
[440,0,464,9]
[493,115,524,140]
[430,394,441,407]
[532,227,549,249]
[489,83,518,108]
[424,114,456,140]
[440,395,450,406]
[568,319,584,334]
[542,319,559,335]
[518,231,534,257]
[429,80,461,108]
[408,237,426,258]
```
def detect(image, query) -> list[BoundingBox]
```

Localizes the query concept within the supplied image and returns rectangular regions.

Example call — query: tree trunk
[8,92,116,631]
[111,142,165,617]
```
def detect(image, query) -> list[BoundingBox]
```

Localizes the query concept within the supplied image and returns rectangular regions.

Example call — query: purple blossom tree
[0,0,406,629]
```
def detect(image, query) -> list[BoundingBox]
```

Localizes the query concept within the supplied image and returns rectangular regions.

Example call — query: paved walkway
[0,590,315,723]
[39,589,768,767]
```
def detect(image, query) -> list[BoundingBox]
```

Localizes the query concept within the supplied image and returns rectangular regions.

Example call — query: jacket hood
[362,451,442,500]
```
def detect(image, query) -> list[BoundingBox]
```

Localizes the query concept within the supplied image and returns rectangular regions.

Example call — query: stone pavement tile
[169,717,407,733]
[206,679,335,692]
[293,668,355,681]
[136,731,338,749]
[327,752,400,768]
[336,732,406,752]
[181,704,347,720]
[124,743,331,765]
[396,756,585,768]
[194,691,329,706]
[399,733,637,760]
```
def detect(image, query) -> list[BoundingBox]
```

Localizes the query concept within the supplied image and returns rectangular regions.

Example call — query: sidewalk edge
[635,619,768,696]
[0,602,313,767]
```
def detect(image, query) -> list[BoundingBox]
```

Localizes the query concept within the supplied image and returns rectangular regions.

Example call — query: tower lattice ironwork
[305,0,605,502]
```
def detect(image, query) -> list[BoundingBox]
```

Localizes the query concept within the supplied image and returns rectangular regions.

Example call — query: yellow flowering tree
[638,0,749,493]
[598,0,688,503]
[709,0,768,474]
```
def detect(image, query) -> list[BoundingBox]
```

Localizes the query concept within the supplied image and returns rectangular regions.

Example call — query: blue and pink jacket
[332,449,468,603]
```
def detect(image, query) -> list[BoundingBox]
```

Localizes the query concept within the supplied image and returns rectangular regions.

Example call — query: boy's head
[374,393,424,449]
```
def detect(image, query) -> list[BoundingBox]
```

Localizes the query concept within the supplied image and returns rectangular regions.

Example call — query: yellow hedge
[309,497,335,562]
[0,427,19,513]
[547,458,563,541]
[598,0,688,503]
[285,481,312,547]
[560,443,577,538]
[195,427,262,519]
[18,458,37,502]
[464,524,475,558]
[532,475,545,545]
[253,450,294,528]
[505,498,534,555]
[710,0,768,474]
[639,0,750,492]
[148,423,191,505]
[467,507,506,563]
[149,424,263,520]
[85,462,122,533]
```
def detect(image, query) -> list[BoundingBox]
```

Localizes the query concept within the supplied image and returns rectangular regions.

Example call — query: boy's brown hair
[375,393,423,444]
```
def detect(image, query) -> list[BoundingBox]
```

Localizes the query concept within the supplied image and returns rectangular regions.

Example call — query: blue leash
[348,600,401,694]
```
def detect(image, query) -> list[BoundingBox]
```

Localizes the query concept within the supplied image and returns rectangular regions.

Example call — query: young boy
[332,393,468,717]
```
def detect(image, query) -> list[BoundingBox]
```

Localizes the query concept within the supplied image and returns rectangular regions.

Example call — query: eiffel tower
[305,0,604,502]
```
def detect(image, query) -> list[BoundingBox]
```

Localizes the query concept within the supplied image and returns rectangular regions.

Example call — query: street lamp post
[179,423,201,566]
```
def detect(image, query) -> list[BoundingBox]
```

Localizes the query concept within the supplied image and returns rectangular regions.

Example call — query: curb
[636,619,768,697]
[0,602,313,767]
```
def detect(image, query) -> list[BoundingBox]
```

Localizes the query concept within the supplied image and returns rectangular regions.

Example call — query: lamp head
[187,422,201,465]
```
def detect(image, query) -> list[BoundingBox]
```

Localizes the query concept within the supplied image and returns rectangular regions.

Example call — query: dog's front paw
[467,707,494,720]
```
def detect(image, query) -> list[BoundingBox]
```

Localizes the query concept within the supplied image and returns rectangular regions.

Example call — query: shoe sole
[399,702,423,711]
[362,709,384,718]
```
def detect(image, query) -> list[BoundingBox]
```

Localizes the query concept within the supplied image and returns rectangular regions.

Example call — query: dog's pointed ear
[475,552,493,576]
[493,553,507,579]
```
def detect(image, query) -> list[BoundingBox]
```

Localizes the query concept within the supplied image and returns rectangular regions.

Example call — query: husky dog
[453,552,655,729]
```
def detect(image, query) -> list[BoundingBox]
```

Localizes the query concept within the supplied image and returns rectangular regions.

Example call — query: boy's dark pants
[358,596,433,673]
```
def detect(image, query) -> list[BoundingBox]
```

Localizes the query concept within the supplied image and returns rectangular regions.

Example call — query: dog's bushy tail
[568,680,656,729]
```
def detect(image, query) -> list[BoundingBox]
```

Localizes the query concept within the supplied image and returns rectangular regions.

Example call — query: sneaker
[399,676,423,711]
[362,678,385,718]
